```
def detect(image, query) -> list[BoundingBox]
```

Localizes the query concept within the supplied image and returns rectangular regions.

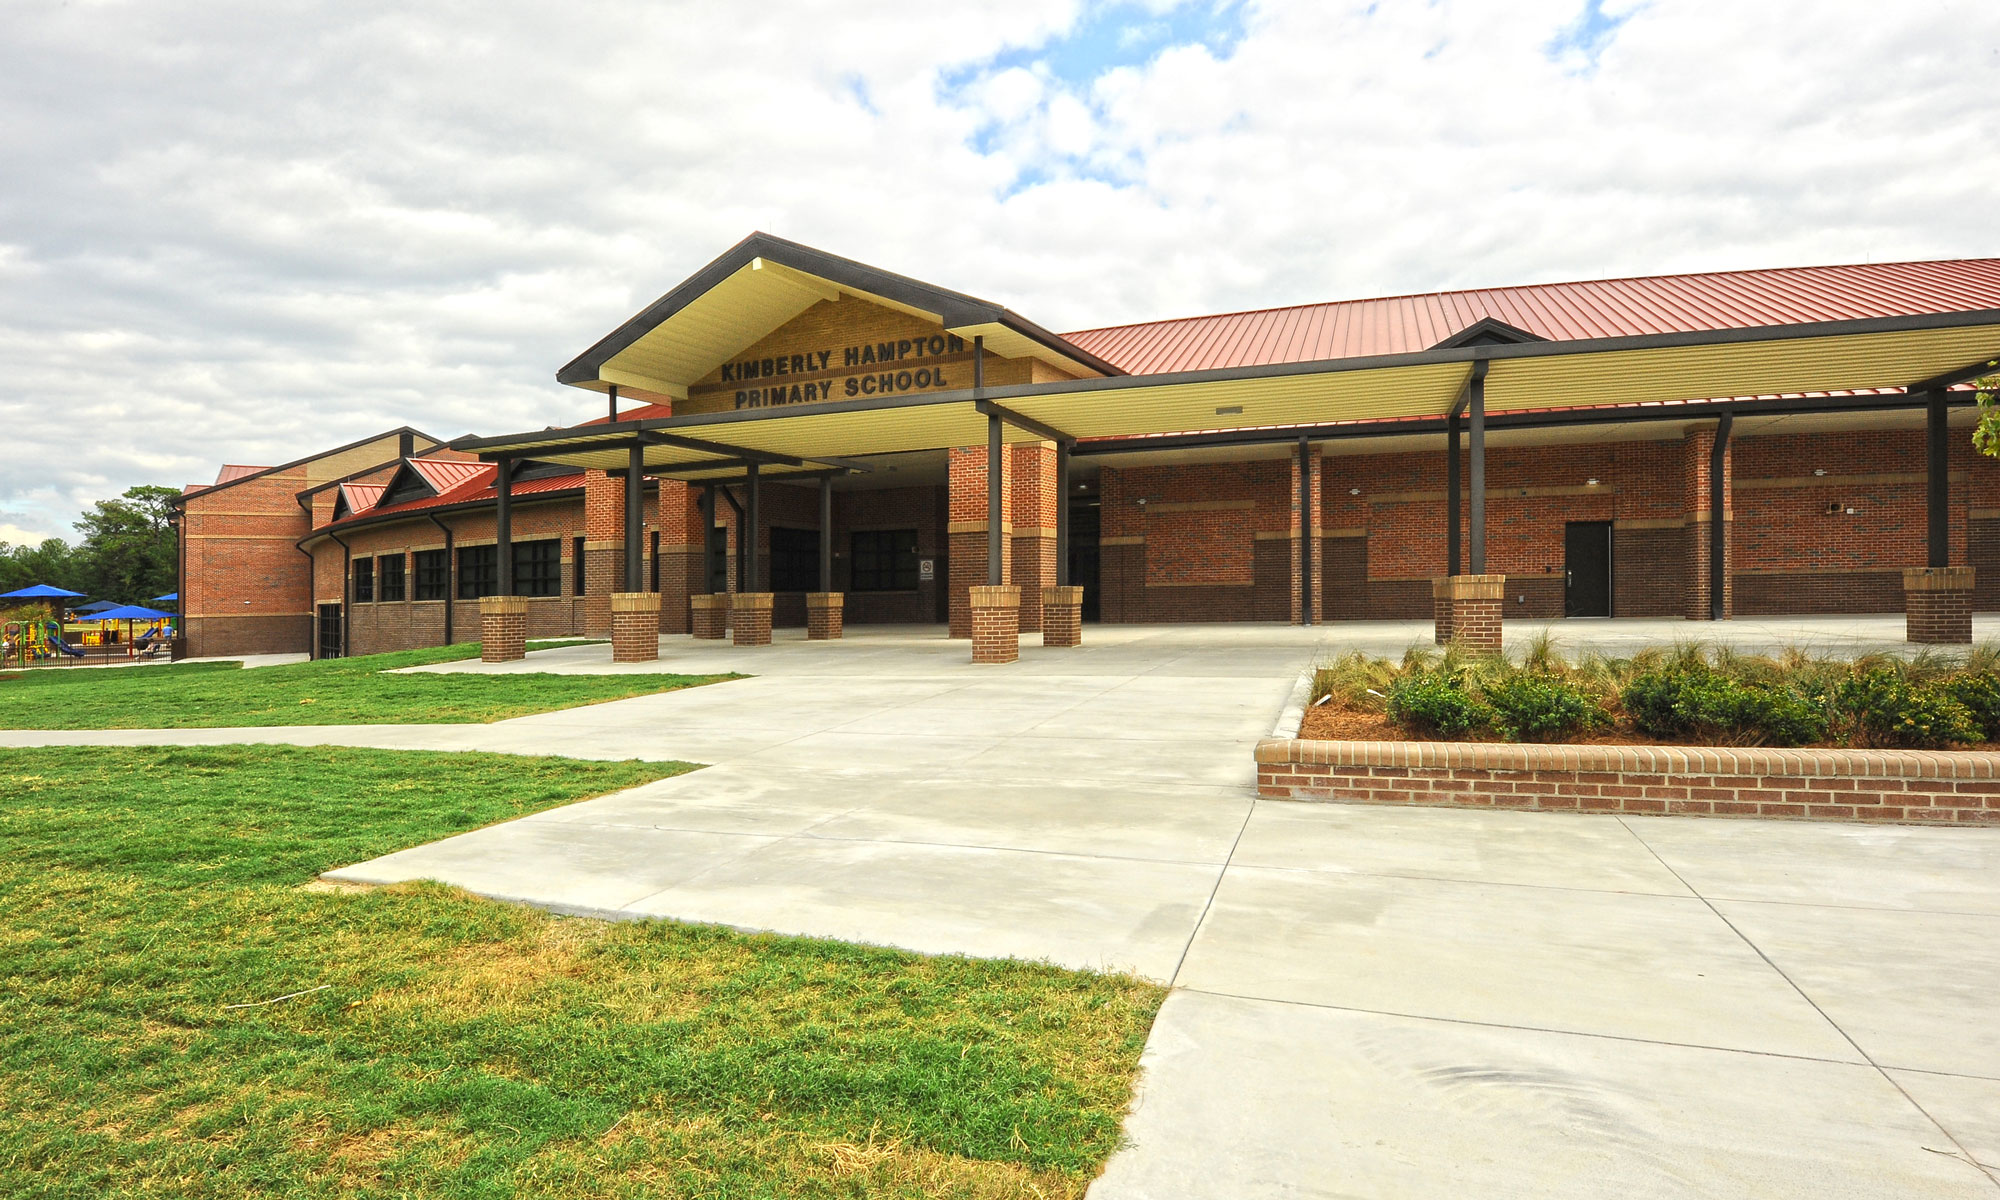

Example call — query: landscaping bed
[1262,639,2000,824]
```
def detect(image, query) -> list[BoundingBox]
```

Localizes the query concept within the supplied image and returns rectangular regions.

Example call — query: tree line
[0,486,180,604]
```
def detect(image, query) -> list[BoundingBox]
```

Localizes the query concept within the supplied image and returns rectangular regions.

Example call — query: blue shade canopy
[152,592,178,601]
[0,583,86,598]
[74,600,122,613]
[81,605,176,622]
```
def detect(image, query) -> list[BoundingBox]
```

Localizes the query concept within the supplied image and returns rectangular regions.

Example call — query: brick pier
[1434,574,1505,651]
[478,596,527,663]
[610,591,660,662]
[1905,566,1974,644]
[1041,585,1083,647]
[806,592,843,640]
[690,593,729,639]
[969,585,1021,664]
[732,592,773,646]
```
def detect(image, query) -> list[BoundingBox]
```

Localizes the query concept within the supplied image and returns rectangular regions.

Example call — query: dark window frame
[457,544,497,600]
[770,526,820,593]
[572,536,586,596]
[378,552,406,602]
[414,548,450,601]
[352,557,375,603]
[849,528,918,592]
[513,538,562,598]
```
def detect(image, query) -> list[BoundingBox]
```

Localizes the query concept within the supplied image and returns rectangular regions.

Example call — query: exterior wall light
[1586,478,1599,486]
[1813,468,1828,476]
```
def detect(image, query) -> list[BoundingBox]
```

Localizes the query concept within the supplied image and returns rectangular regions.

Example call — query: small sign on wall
[918,559,934,582]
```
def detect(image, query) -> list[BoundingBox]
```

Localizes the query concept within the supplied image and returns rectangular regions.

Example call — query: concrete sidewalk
[5,620,1998,1194]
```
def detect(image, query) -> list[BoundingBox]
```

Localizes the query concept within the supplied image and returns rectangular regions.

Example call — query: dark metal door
[315,604,343,659]
[1563,522,1612,617]
[1069,500,1101,622]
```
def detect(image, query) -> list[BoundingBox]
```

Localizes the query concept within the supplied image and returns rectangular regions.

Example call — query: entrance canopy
[455,308,2000,471]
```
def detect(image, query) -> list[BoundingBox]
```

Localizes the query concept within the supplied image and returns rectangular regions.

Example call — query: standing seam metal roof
[1061,259,2000,376]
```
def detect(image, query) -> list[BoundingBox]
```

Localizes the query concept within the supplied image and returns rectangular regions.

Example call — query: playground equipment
[1,619,84,665]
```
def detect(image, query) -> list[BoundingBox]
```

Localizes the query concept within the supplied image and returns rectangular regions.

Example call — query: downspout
[426,513,455,644]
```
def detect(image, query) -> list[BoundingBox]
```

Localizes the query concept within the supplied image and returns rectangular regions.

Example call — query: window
[771,527,820,592]
[352,557,375,602]
[414,549,449,601]
[572,536,586,595]
[378,553,406,602]
[513,539,561,597]
[850,529,918,592]
[457,545,497,599]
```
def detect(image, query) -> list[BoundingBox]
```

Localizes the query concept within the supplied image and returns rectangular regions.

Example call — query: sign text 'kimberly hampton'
[725,334,969,409]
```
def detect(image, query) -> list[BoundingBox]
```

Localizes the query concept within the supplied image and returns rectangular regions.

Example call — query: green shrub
[1942,671,2000,741]
[1621,664,1827,746]
[1386,672,1489,738]
[1837,667,1981,748]
[1483,673,1606,742]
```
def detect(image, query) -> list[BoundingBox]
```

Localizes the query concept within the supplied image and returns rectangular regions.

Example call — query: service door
[1563,522,1612,617]
[1069,500,1101,622]
[316,604,343,660]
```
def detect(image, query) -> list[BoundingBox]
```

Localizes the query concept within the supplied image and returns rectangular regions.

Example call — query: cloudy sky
[2,0,1996,543]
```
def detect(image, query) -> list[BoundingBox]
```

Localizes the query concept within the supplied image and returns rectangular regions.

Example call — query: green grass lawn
[0,746,1163,1198]
[0,642,734,729]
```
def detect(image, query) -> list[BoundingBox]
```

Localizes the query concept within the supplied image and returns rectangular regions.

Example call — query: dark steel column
[987,411,1004,586]
[1447,412,1462,576]
[624,443,644,590]
[1299,436,1314,626]
[744,462,761,591]
[819,476,833,593]
[607,383,619,425]
[1055,441,1071,587]
[494,458,514,596]
[1711,412,1732,620]
[1927,388,1950,568]
[700,484,716,592]
[1468,371,1487,575]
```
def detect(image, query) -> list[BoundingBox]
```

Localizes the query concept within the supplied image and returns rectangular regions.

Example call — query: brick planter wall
[690,593,729,639]
[478,596,527,663]
[1905,566,1974,644]
[1041,585,1083,647]
[610,591,661,662]
[1435,574,1504,651]
[969,585,1021,664]
[806,591,843,640]
[732,592,773,646]
[1255,738,2000,824]
[1431,578,1453,644]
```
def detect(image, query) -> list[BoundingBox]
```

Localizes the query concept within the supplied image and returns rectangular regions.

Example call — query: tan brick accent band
[1041,585,1083,648]
[1255,738,2000,824]
[610,591,661,662]
[1905,566,1974,645]
[1434,574,1504,651]
[690,593,728,639]
[479,595,527,663]
[969,584,1021,664]
[806,591,844,640]
[732,591,774,646]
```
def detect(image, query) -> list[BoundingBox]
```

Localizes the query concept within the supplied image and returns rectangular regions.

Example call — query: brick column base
[611,592,661,662]
[690,593,728,639]
[1437,574,1504,652]
[806,592,843,640]
[1431,578,1454,645]
[1041,585,1083,647]
[479,596,527,663]
[970,585,1021,664]
[1905,566,1974,645]
[732,592,773,646]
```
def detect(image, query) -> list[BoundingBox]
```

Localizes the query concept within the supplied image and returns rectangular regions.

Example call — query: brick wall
[181,467,317,656]
[1257,738,2000,824]
[1098,457,1295,622]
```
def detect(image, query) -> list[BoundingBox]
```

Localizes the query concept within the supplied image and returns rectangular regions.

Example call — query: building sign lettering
[725,333,970,409]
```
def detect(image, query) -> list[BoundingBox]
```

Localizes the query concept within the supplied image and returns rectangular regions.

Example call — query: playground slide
[47,632,86,659]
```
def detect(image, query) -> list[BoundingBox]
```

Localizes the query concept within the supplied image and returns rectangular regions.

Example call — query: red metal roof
[339,483,385,513]
[1063,259,2000,376]
[409,458,490,494]
[324,465,586,530]
[215,464,269,484]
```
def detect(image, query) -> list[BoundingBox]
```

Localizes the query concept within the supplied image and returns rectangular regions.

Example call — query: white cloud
[1,0,1997,538]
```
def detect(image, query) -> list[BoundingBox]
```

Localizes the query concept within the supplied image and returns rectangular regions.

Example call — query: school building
[172,234,2000,662]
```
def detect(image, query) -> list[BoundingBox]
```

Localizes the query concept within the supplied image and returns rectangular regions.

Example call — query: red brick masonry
[732,592,774,646]
[690,593,729,639]
[610,591,661,662]
[1905,565,1974,645]
[479,596,526,663]
[806,591,843,640]
[1435,574,1504,651]
[1041,585,1082,647]
[969,585,1021,664]
[1255,738,2000,824]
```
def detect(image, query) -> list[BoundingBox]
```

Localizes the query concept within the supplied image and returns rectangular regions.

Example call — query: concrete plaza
[3,618,1997,1194]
